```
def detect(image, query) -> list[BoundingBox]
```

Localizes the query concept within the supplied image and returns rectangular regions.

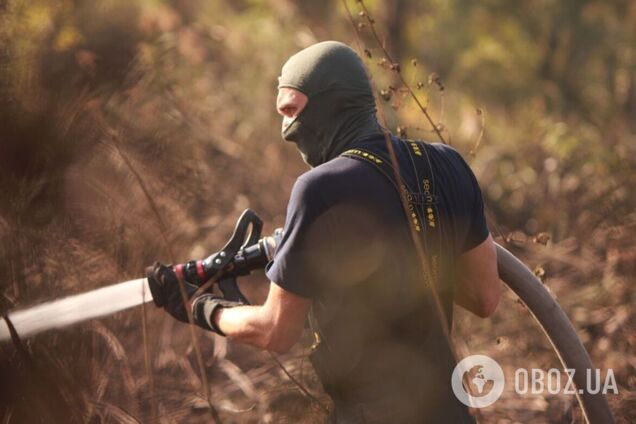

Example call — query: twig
[347,0,508,249]
[140,280,157,422]
[101,118,222,424]
[470,108,485,156]
[355,1,448,145]
[342,7,493,422]
[342,0,457,361]
[268,351,329,413]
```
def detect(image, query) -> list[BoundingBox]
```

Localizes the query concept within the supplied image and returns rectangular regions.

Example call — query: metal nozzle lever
[149,209,282,305]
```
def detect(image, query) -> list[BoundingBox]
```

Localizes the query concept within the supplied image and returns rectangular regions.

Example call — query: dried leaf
[534,232,551,245]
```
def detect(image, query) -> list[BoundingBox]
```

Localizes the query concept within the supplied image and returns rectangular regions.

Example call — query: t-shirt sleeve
[454,152,489,253]
[265,176,330,299]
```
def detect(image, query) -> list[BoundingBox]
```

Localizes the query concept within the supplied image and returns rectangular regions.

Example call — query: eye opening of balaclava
[278,41,382,167]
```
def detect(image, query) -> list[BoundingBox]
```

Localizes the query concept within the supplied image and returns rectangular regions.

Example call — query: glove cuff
[192,294,243,336]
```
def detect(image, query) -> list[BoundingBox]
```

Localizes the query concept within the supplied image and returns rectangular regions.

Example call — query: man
[149,41,500,423]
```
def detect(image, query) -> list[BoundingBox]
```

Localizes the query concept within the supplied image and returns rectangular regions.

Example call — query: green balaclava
[279,41,383,167]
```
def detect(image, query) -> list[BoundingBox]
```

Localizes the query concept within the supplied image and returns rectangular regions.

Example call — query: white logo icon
[451,355,505,408]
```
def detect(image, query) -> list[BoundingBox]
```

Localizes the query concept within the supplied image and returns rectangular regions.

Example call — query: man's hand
[146,262,197,322]
[146,262,243,333]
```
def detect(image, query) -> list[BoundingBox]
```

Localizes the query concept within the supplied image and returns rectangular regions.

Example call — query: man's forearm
[212,305,275,350]
[209,282,311,354]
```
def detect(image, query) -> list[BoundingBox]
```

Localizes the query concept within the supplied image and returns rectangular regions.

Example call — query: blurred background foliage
[0,0,634,422]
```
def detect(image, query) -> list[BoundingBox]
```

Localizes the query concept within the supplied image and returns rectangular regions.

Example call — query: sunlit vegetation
[0,1,634,422]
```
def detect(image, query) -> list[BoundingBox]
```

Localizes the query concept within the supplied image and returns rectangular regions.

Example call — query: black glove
[192,294,243,335]
[146,262,244,334]
[146,262,197,323]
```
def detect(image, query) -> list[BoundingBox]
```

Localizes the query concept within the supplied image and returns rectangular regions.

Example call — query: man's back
[266,135,487,423]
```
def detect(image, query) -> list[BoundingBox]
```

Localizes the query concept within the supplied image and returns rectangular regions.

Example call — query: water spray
[0,278,151,341]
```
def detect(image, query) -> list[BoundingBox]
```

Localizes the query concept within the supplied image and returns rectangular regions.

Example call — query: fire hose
[0,209,614,423]
[495,243,614,423]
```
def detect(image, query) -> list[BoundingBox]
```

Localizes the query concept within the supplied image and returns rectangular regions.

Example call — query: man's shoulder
[424,141,462,159]
[291,156,388,209]
[297,156,370,188]
[288,160,345,206]
[419,141,473,175]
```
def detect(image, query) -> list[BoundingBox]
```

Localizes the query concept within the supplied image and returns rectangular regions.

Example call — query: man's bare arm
[212,283,311,354]
[454,234,501,318]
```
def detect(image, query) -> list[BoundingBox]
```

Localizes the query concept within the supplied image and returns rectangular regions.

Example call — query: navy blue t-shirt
[266,135,487,423]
